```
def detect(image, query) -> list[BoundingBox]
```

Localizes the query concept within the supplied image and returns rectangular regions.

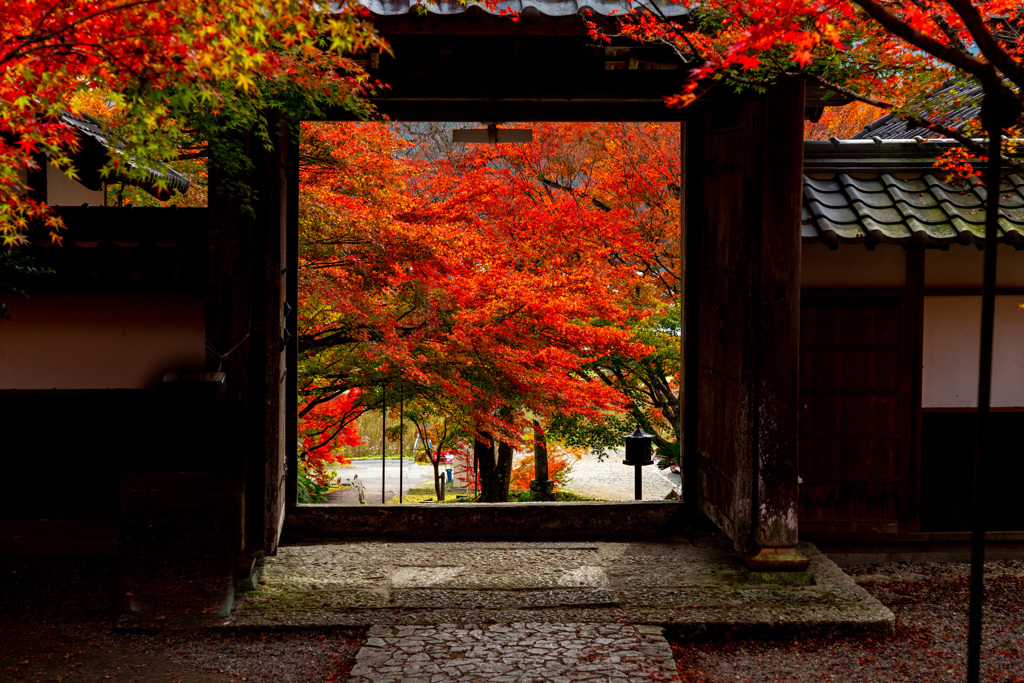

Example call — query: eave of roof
[359,0,688,18]
[802,140,1024,249]
[60,111,190,199]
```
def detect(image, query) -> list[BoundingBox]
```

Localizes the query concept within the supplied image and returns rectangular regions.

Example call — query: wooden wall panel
[0,391,145,520]
[921,411,1024,532]
[800,351,901,392]
[798,297,912,537]
[799,438,900,480]
[801,305,901,346]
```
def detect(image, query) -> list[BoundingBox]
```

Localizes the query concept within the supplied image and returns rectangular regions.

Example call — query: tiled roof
[802,140,1024,248]
[358,0,688,17]
[850,82,982,141]
[59,111,190,198]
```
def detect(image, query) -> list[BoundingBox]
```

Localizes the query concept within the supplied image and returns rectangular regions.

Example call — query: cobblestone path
[349,622,681,682]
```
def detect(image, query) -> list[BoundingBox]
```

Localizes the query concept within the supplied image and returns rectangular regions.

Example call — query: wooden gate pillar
[684,79,805,566]
[207,114,291,557]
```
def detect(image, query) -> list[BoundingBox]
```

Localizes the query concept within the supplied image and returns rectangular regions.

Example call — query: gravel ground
[0,559,364,682]
[4,557,1024,681]
[561,448,679,501]
[668,560,1024,682]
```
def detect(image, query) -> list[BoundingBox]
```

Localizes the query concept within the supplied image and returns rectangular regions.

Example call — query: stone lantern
[623,426,655,500]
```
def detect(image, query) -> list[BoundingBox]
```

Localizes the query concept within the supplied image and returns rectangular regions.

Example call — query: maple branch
[897,114,1024,175]
[849,0,997,84]
[910,0,969,53]
[644,362,678,425]
[299,318,432,352]
[0,0,162,67]
[298,388,348,419]
[173,151,209,161]
[642,3,704,63]
[944,0,1024,90]
[491,303,527,325]
[539,176,611,212]
[303,420,352,455]
[797,72,893,110]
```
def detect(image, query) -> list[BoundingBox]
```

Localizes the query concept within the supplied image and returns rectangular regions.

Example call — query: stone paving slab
[349,623,681,682]
[390,588,620,609]
[393,565,608,589]
[227,537,894,638]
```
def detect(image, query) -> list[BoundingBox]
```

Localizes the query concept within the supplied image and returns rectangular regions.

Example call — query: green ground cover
[386,482,602,504]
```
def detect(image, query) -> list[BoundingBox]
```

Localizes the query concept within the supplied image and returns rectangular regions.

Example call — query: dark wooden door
[798,297,916,536]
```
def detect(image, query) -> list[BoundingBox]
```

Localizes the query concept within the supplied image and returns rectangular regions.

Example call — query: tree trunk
[431,446,446,502]
[530,419,555,501]
[496,440,514,501]
[472,447,479,496]
[476,432,515,502]
[475,435,498,502]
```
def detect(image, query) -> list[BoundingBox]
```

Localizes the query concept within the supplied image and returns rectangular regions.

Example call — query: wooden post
[688,81,806,567]
[681,119,702,512]
[750,78,805,566]
[206,113,290,555]
[285,128,300,513]
[206,135,254,550]
[257,115,289,555]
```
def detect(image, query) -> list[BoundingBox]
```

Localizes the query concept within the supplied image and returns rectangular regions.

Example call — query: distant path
[321,449,680,504]
[325,459,434,505]
[561,448,680,501]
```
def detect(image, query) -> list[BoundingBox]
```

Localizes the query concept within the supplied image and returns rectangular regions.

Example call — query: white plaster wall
[801,243,907,287]
[922,296,1024,407]
[0,293,205,389]
[46,164,104,206]
[925,246,1024,287]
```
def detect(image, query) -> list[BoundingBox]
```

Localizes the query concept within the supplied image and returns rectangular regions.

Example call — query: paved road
[324,448,680,505]
[561,448,681,501]
[327,459,435,505]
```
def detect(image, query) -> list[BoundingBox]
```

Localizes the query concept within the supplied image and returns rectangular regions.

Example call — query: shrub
[509,444,585,490]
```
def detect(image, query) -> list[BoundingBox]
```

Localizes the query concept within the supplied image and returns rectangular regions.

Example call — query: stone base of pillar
[529,479,555,501]
[741,547,810,572]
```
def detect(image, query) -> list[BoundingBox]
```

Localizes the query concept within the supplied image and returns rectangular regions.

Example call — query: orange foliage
[805,101,887,140]
[509,445,586,491]
[1,0,382,245]
[603,0,1023,152]
[298,121,678,444]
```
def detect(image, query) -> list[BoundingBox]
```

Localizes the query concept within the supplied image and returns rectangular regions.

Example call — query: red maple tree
[298,121,679,499]
[1,0,383,245]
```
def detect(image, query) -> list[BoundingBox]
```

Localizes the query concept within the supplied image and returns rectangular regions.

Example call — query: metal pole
[381,386,386,504]
[967,97,1004,683]
[634,465,642,501]
[399,396,404,505]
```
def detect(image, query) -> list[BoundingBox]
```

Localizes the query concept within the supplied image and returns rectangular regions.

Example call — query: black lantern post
[623,426,655,500]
